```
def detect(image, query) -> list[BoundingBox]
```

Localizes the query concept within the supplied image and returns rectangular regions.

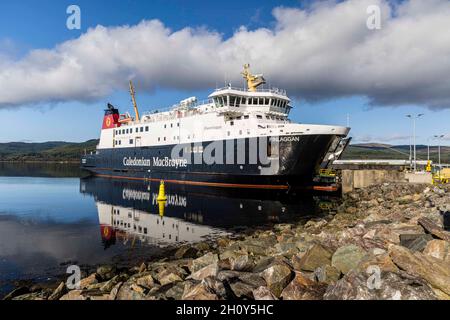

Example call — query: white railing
[214,87,288,96]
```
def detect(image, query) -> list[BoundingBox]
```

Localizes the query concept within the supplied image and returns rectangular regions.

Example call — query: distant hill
[343,144,450,163]
[1,139,449,164]
[0,140,99,162]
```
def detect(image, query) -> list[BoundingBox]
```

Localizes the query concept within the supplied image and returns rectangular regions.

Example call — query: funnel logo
[102,114,118,129]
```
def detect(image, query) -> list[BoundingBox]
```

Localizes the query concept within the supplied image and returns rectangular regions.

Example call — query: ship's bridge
[208,86,292,118]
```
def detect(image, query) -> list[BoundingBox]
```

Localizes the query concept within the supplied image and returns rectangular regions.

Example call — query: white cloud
[1,0,450,109]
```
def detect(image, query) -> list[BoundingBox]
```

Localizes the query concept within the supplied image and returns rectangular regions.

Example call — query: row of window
[116,126,149,135]
[113,219,148,234]
[115,122,181,136]
[214,96,289,108]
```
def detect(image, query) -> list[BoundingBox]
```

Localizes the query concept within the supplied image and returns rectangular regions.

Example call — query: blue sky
[0,0,449,145]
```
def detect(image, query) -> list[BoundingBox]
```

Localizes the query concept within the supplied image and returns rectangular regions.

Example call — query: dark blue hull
[81,135,337,190]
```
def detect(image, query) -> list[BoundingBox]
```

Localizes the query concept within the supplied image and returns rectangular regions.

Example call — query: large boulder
[48,282,67,300]
[252,286,278,300]
[79,274,98,289]
[423,240,449,261]
[260,262,294,297]
[188,263,219,281]
[115,282,149,300]
[96,265,117,281]
[174,245,199,259]
[357,253,399,273]
[219,251,255,271]
[182,281,218,300]
[314,265,341,284]
[293,244,332,272]
[389,245,450,296]
[399,234,433,252]
[324,270,437,300]
[332,245,367,274]
[60,290,88,300]
[189,253,219,273]
[281,272,327,300]
[135,274,156,289]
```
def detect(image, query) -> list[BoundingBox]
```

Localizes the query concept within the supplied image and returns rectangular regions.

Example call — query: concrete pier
[340,169,432,194]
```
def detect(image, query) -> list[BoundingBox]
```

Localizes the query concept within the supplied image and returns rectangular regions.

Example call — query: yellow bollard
[158,200,166,217]
[157,180,167,201]
[426,161,432,172]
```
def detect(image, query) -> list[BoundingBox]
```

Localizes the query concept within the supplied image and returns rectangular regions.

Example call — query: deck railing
[214,87,287,96]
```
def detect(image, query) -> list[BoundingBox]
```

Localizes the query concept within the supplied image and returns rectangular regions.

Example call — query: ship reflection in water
[80,177,330,250]
[0,172,335,297]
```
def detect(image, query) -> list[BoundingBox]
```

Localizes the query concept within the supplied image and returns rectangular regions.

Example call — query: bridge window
[256,115,262,119]
[229,96,236,107]
[244,115,249,119]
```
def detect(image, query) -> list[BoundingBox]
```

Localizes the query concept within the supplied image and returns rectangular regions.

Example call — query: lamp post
[406,114,424,172]
[434,135,444,170]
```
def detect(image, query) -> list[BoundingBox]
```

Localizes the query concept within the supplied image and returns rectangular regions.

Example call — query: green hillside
[0,140,99,162]
[1,139,449,164]
[342,144,450,164]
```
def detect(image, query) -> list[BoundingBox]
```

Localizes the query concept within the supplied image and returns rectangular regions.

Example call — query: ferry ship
[81,65,350,190]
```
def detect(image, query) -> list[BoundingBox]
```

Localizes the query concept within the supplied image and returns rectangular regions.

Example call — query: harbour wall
[341,169,432,194]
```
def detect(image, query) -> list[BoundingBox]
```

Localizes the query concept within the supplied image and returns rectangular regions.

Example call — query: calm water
[0,163,333,297]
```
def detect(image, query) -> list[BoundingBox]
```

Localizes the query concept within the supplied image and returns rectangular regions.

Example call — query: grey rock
[96,265,117,281]
[281,272,327,300]
[3,286,30,300]
[324,270,437,300]
[252,286,278,300]
[293,244,332,272]
[60,290,87,300]
[174,245,199,259]
[314,265,341,284]
[331,245,367,274]
[189,252,219,273]
[188,263,219,281]
[48,282,66,300]
[182,281,218,300]
[399,234,433,252]
[260,262,293,297]
[115,283,146,300]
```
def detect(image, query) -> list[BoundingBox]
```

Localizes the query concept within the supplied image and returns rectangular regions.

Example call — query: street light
[426,137,432,161]
[406,114,424,172]
[434,134,444,170]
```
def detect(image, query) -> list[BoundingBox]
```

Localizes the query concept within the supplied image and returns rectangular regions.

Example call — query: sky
[0,0,449,145]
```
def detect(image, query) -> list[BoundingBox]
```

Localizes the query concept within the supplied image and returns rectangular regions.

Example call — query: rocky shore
[4,183,450,300]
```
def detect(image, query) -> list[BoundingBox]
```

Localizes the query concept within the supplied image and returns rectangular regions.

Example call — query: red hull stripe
[94,173,289,190]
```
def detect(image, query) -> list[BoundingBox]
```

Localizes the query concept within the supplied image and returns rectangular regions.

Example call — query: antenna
[129,80,140,122]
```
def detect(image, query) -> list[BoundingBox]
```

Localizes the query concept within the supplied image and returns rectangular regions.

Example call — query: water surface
[0,163,332,297]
